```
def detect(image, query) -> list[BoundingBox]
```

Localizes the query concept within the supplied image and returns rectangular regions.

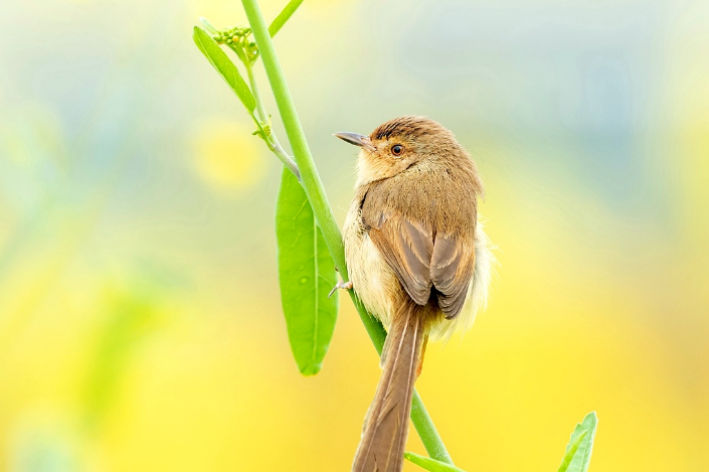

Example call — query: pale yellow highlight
[192,120,267,191]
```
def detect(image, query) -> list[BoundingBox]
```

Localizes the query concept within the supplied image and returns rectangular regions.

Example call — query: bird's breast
[344,198,400,330]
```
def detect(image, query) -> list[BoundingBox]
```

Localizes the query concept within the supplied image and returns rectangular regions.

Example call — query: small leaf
[199,17,220,34]
[558,412,598,472]
[404,452,466,472]
[275,167,338,375]
[192,26,256,112]
[268,0,305,38]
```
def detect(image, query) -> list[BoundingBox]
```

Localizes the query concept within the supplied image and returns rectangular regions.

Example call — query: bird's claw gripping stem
[328,280,353,298]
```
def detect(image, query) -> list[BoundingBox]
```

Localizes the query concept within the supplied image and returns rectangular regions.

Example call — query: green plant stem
[245,61,268,123]
[240,0,386,350]
[411,391,452,464]
[243,58,300,179]
[241,0,343,274]
[240,0,452,464]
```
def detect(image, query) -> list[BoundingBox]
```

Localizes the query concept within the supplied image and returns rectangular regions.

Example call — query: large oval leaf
[276,168,338,375]
[558,412,598,472]
[192,26,256,113]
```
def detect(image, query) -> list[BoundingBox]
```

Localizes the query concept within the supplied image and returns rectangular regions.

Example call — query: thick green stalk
[411,391,452,464]
[241,0,343,277]
[240,0,451,464]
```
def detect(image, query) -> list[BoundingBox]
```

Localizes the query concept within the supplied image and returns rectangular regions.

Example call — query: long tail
[352,301,427,472]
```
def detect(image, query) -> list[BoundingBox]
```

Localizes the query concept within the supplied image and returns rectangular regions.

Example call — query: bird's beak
[334,132,376,152]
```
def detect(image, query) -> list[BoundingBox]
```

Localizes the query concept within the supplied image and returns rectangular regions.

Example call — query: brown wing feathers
[430,235,475,318]
[362,176,476,319]
[368,219,433,306]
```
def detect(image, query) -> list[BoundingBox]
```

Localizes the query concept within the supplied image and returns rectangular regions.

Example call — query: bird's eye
[391,144,404,156]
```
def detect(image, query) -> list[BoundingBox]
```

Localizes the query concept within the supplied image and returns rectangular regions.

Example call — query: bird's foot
[328,280,353,298]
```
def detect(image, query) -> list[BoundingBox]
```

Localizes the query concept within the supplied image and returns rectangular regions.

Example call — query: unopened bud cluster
[211,25,248,44]
[212,25,258,60]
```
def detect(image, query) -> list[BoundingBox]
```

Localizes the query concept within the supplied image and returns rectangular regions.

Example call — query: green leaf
[198,17,220,34]
[558,412,598,472]
[404,452,466,472]
[275,167,338,375]
[192,26,256,112]
[268,0,305,38]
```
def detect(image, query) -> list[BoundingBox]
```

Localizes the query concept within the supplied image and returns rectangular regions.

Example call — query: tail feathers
[352,302,426,472]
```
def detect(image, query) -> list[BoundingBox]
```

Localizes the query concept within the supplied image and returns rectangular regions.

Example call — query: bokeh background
[1,0,708,470]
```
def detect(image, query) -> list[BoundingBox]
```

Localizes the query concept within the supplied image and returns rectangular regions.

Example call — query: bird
[334,116,493,472]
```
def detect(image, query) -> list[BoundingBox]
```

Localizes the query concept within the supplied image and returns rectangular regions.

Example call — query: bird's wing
[430,233,475,318]
[366,209,434,305]
[361,180,476,319]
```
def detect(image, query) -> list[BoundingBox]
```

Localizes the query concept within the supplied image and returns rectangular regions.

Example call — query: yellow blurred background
[1,0,708,470]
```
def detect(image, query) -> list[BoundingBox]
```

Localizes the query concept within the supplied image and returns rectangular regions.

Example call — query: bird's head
[335,116,472,187]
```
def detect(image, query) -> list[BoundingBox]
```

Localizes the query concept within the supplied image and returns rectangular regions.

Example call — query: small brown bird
[335,116,493,472]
